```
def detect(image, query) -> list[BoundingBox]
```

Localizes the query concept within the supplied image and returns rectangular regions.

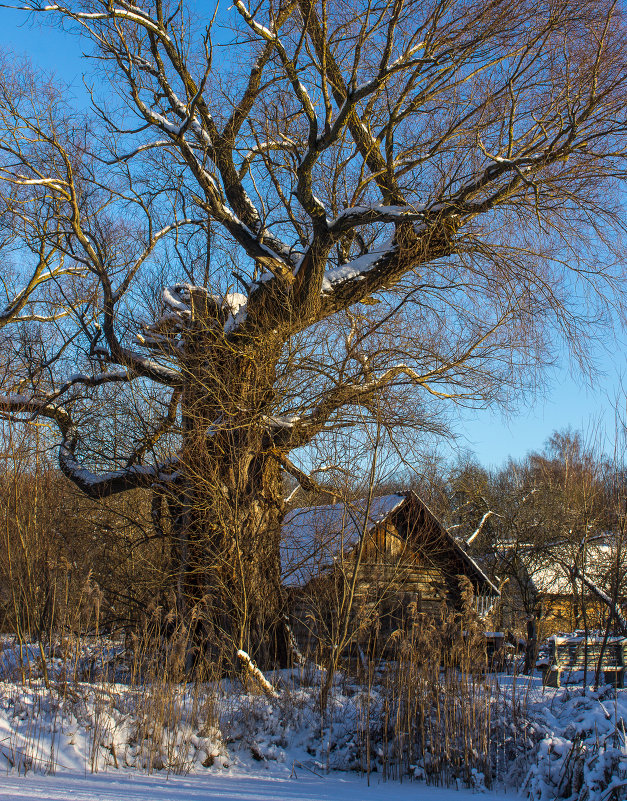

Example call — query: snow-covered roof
[281,492,500,595]
[527,562,573,595]
[281,494,405,587]
[509,542,619,596]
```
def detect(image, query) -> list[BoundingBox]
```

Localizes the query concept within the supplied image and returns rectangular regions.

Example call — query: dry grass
[0,582,528,788]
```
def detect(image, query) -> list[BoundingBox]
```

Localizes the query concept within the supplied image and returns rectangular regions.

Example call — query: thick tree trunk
[170,290,288,668]
[172,446,286,667]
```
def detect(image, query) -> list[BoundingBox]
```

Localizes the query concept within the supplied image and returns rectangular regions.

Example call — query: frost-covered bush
[513,686,627,801]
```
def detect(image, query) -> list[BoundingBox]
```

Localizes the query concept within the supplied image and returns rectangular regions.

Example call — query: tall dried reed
[336,581,522,788]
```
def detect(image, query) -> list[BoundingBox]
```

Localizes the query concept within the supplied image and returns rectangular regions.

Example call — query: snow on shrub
[516,685,627,801]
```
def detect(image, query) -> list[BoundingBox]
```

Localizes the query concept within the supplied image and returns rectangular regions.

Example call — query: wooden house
[281,491,499,656]
[494,540,622,638]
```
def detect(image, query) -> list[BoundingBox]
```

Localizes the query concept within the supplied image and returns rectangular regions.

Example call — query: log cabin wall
[536,596,608,638]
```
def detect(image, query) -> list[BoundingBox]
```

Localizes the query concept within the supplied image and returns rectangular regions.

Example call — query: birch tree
[2,0,627,662]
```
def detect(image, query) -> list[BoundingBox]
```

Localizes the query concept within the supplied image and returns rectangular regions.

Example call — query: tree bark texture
[171,289,287,666]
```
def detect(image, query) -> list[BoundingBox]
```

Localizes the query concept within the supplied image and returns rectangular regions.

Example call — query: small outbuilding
[281,491,500,656]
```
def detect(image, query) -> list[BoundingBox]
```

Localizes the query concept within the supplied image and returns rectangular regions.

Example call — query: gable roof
[405,492,500,595]
[281,491,499,595]
[281,494,405,587]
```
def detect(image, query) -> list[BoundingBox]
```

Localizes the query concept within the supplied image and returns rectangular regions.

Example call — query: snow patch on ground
[0,771,512,801]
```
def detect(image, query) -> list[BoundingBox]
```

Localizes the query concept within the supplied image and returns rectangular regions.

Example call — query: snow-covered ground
[0,771,513,801]
[1,641,627,801]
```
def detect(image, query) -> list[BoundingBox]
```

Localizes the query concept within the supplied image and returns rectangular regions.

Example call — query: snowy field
[0,771,513,801]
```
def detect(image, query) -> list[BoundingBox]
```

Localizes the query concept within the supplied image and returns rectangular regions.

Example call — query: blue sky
[1,6,625,470]
[1,9,87,89]
[453,361,624,468]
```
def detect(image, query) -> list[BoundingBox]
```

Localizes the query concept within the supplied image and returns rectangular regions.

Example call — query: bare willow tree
[1,0,627,661]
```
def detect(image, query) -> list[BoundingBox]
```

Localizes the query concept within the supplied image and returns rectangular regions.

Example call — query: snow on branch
[103,139,172,164]
[261,413,302,430]
[4,174,69,192]
[59,439,180,499]
[0,390,180,498]
[283,464,345,503]
[0,393,71,430]
[238,137,298,179]
[236,650,278,697]
[321,237,398,292]
[163,285,192,314]
[274,452,344,501]
[466,511,497,546]
[214,292,247,316]
[116,347,182,386]
[327,205,426,233]
[159,284,248,331]
[231,0,278,43]
[11,311,72,323]
[37,4,172,40]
